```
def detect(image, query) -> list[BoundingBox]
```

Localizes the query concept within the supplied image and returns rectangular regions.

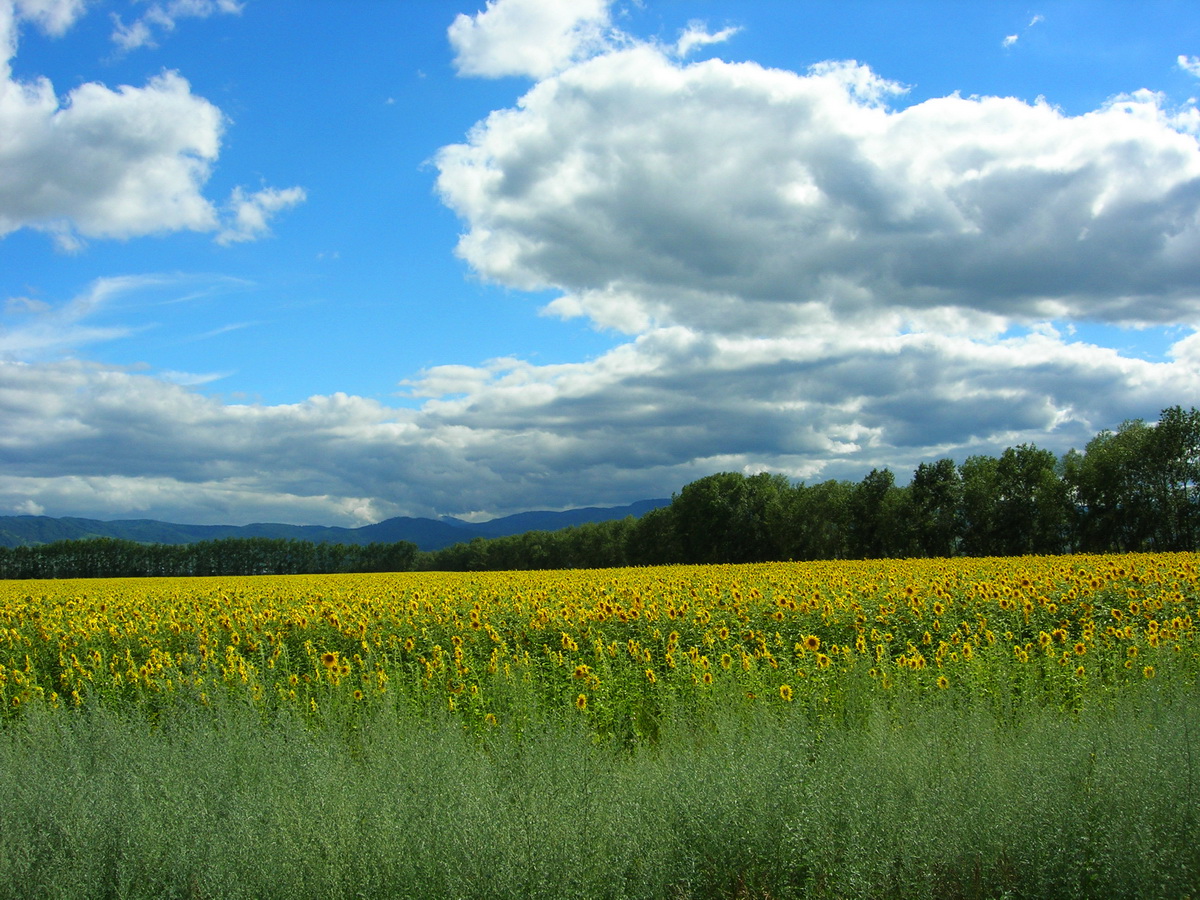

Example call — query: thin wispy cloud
[1003,12,1044,47]
[111,0,244,52]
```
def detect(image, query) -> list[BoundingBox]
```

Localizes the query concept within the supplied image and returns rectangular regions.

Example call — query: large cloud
[437,50,1200,333]
[0,0,300,249]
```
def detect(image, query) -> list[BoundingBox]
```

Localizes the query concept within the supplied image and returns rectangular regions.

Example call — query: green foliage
[0,677,1195,899]
[0,536,420,579]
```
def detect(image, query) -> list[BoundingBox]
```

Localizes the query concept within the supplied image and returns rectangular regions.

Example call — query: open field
[0,554,1197,898]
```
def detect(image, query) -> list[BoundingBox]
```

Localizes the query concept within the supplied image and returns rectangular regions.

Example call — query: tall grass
[0,675,1196,900]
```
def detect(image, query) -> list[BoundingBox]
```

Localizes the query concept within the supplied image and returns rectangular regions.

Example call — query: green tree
[994,444,1068,555]
[909,459,963,557]
[848,468,911,558]
[669,471,790,563]
[1067,421,1156,552]
[1145,405,1200,549]
[960,455,1001,556]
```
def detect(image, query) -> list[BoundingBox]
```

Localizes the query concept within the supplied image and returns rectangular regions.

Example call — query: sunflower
[937,675,949,689]
[804,635,821,652]
[320,652,337,669]
[645,668,656,684]
[779,684,793,702]
[575,693,587,710]
[1143,665,1155,679]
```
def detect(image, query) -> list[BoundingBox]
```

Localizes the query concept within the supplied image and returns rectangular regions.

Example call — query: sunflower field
[0,554,1197,899]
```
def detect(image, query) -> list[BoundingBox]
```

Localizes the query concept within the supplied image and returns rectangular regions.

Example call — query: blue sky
[2,0,1200,526]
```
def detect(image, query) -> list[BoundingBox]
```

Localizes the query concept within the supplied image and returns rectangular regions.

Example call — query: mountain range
[0,500,670,552]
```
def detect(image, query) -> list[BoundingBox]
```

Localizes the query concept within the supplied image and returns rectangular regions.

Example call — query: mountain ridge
[0,499,670,552]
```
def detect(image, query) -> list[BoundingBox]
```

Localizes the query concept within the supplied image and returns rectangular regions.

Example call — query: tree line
[1,406,1196,579]
[0,536,419,580]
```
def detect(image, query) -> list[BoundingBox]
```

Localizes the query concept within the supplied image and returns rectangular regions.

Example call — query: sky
[2,0,1200,527]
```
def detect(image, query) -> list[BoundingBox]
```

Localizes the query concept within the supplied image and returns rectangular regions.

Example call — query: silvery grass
[0,677,1196,900]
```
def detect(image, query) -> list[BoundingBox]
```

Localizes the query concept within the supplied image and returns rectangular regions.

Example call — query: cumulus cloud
[0,0,300,249]
[449,0,613,79]
[10,0,85,36]
[0,64,223,248]
[437,50,1200,334]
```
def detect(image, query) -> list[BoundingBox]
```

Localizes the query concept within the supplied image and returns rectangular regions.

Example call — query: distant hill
[0,499,670,552]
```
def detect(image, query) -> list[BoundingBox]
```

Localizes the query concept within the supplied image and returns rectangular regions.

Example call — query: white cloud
[437,49,1200,336]
[675,21,740,58]
[0,275,166,359]
[10,0,86,36]
[0,2,300,249]
[1180,55,1200,78]
[111,0,244,52]
[1,314,1198,524]
[216,185,307,245]
[1004,13,1043,48]
[0,273,245,362]
[12,498,43,515]
[0,57,223,245]
[449,0,613,79]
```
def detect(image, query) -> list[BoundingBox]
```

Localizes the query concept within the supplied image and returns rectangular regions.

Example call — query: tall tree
[960,455,1001,556]
[1068,421,1157,552]
[1145,405,1200,550]
[994,444,1068,555]
[909,458,963,558]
